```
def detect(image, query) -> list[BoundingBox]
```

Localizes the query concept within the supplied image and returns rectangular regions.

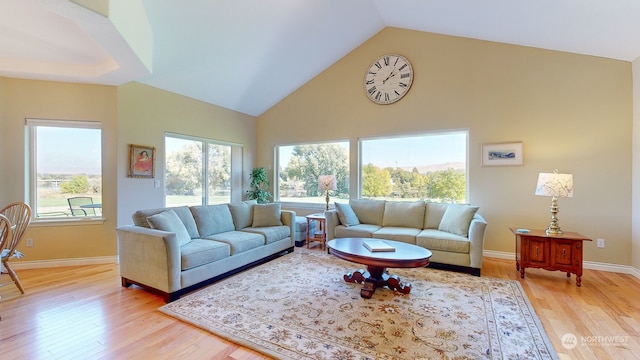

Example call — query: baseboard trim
[8,256,118,270]
[7,252,640,281]
[483,250,640,279]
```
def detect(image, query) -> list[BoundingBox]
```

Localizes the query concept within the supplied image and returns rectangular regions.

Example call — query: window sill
[31,217,106,227]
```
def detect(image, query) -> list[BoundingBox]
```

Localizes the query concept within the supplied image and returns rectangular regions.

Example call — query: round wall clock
[363,54,413,104]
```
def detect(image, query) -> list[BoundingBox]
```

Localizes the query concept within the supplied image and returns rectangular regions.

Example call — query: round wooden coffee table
[327,238,432,298]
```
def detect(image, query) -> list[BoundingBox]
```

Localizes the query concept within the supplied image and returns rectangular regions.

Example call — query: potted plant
[246,167,273,204]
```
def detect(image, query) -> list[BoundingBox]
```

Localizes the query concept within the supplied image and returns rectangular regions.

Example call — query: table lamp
[318,175,337,211]
[535,169,573,235]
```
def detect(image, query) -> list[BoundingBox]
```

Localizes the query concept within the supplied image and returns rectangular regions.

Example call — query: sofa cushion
[383,201,425,228]
[228,200,257,230]
[335,202,360,227]
[146,210,192,246]
[190,204,236,237]
[438,204,479,237]
[206,231,265,255]
[417,229,470,254]
[373,227,421,244]
[180,239,230,270]
[132,206,199,238]
[350,199,386,226]
[252,203,283,227]
[334,224,381,238]
[242,226,291,244]
[424,202,450,229]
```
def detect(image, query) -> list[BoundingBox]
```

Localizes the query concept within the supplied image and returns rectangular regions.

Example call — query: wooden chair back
[0,202,32,258]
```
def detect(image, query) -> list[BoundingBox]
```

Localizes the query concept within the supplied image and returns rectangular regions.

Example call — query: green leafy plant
[246,167,273,204]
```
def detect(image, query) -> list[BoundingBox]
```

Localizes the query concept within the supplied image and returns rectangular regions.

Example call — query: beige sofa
[116,201,295,301]
[325,199,486,276]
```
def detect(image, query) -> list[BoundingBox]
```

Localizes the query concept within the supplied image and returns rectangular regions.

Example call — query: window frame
[26,118,103,224]
[275,140,350,209]
[164,132,242,207]
[358,130,469,203]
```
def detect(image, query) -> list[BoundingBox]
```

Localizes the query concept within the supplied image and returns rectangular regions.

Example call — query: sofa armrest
[325,210,339,240]
[116,225,182,293]
[468,213,487,269]
[280,210,296,246]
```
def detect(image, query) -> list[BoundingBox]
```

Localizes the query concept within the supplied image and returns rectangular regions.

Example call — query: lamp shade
[535,171,573,198]
[318,175,337,191]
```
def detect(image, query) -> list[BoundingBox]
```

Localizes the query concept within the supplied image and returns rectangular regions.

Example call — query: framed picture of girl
[128,144,156,178]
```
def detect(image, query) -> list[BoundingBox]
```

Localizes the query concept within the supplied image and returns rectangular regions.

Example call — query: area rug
[159,248,559,360]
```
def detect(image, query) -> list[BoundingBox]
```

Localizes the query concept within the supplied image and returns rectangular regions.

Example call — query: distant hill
[395,162,465,174]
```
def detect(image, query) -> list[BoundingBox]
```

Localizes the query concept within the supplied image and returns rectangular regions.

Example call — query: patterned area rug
[159,248,558,360]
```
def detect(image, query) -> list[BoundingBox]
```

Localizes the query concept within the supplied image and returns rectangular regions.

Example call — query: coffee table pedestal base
[344,266,411,299]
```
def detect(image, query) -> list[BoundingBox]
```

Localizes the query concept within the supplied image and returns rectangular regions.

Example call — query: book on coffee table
[362,239,396,252]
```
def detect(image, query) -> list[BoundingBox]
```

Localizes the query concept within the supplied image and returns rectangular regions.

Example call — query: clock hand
[382,70,397,84]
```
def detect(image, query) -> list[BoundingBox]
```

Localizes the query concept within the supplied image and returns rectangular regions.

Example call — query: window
[276,142,349,204]
[26,119,102,218]
[360,131,468,202]
[165,133,236,206]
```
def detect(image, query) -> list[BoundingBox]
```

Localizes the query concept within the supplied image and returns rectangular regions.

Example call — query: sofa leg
[165,292,180,302]
[470,268,481,277]
[121,277,132,288]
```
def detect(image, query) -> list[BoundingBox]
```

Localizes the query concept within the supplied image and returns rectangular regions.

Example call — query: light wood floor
[1,254,639,360]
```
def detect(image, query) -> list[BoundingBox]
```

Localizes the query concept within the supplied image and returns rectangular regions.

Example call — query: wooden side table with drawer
[510,228,592,286]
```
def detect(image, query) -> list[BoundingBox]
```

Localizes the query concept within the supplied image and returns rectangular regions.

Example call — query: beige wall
[258,27,633,266]
[0,78,118,261]
[633,57,640,271]
[116,82,257,226]
[0,79,258,263]
[0,77,6,204]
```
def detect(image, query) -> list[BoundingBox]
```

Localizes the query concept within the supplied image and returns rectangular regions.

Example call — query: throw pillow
[335,202,360,227]
[146,209,192,246]
[252,203,283,227]
[438,204,479,237]
[228,200,257,230]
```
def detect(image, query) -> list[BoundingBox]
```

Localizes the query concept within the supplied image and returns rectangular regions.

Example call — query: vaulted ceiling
[2,0,639,116]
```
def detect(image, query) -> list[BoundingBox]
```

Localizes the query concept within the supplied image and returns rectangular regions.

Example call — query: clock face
[364,54,413,104]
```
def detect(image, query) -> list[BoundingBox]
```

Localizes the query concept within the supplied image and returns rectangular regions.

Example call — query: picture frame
[128,144,156,178]
[481,142,523,166]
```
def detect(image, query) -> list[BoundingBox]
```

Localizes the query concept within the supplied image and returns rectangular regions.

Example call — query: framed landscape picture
[128,144,156,178]
[481,142,523,166]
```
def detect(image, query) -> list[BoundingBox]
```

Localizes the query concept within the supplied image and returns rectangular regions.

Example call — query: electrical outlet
[596,238,605,248]
[154,180,161,188]
[26,238,33,247]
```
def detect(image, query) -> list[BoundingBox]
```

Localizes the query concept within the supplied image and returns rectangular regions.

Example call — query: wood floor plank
[0,255,638,360]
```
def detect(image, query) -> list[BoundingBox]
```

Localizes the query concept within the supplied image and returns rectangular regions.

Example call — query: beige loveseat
[116,201,295,301]
[325,199,486,276]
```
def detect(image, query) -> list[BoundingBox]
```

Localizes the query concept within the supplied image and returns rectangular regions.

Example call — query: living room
[1,19,637,277]
[0,1,639,358]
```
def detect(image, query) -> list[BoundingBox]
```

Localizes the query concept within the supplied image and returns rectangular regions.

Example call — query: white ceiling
[2,0,640,117]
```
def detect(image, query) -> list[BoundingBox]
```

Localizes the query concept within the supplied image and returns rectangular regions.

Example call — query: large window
[360,131,467,202]
[26,119,102,218]
[276,142,349,204]
[165,133,236,206]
